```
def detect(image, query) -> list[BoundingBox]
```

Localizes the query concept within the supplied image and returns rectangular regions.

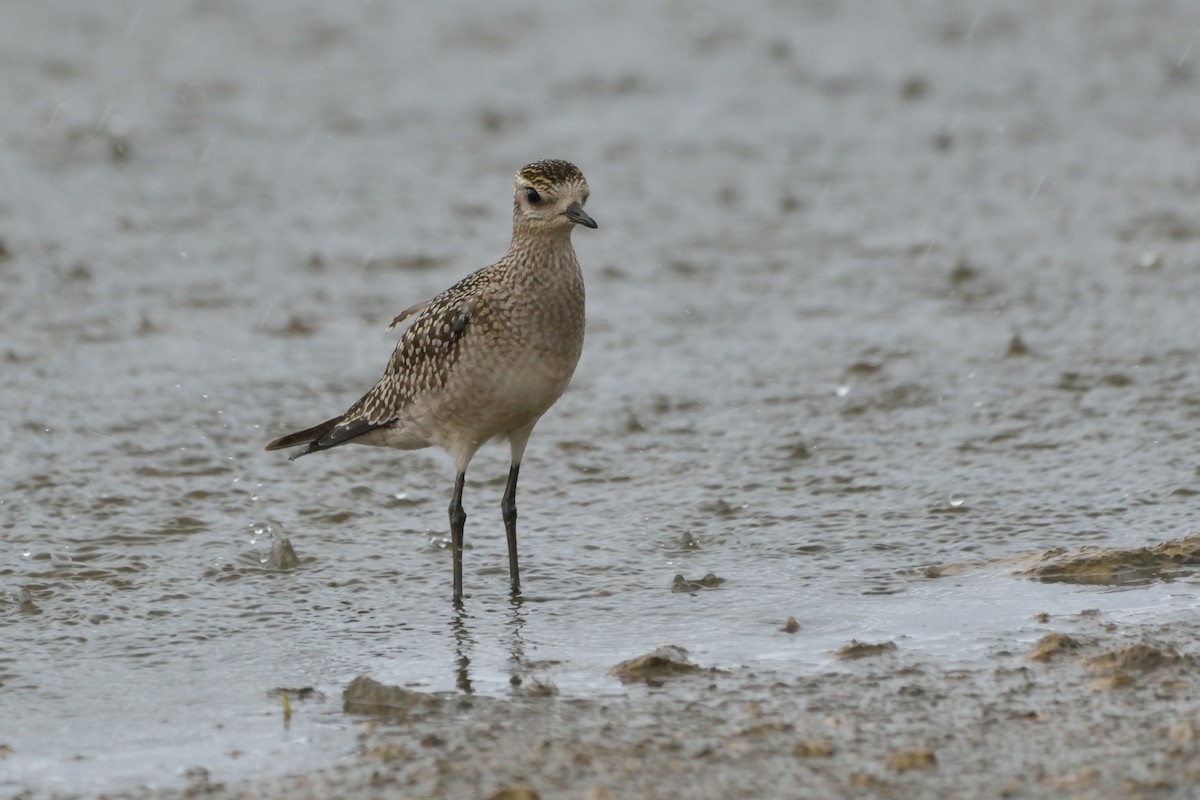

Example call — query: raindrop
[108,113,130,138]
[948,494,965,508]
[1028,174,1047,200]
[1138,251,1163,269]
[836,385,850,397]
[333,181,350,209]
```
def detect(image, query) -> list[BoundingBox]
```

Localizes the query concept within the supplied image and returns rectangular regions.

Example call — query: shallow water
[3,0,1200,795]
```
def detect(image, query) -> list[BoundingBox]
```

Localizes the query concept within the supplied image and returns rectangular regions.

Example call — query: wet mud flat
[46,606,1200,800]
[4,0,1200,797]
[43,536,1200,800]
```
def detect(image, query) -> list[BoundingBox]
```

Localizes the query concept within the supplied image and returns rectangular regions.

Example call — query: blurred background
[2,0,1199,795]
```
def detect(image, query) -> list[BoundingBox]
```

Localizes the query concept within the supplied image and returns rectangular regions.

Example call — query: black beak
[564,202,598,229]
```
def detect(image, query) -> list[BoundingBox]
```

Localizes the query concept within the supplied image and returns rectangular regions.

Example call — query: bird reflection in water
[447,596,528,695]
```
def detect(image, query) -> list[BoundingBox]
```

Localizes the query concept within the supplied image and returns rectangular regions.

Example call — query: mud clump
[1015,534,1200,585]
[518,680,559,698]
[886,747,937,771]
[486,785,539,800]
[835,640,897,660]
[1006,332,1031,357]
[1028,633,1084,662]
[793,738,834,757]
[609,646,705,684]
[342,675,446,718]
[671,572,725,591]
[1088,673,1136,691]
[928,534,1200,585]
[1085,643,1183,675]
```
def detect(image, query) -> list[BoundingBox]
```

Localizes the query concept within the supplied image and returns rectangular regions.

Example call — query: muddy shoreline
[43,607,1200,800]
[24,535,1200,799]
[4,0,1200,797]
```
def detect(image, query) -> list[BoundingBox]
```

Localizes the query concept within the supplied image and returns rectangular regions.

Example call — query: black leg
[449,471,467,602]
[501,463,521,595]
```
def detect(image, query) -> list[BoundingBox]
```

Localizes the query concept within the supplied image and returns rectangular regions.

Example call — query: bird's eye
[525,187,541,204]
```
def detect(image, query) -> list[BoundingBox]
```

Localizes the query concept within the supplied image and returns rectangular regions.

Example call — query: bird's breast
[447,272,584,432]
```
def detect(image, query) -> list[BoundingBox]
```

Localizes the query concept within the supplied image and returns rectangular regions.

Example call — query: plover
[266,159,597,602]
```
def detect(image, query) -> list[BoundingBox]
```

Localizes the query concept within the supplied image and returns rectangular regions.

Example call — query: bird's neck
[507,230,578,269]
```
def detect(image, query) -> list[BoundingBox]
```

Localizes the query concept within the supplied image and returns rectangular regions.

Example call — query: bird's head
[512,159,597,236]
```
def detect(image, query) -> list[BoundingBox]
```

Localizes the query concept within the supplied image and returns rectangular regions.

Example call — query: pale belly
[361,338,581,453]
[446,344,579,439]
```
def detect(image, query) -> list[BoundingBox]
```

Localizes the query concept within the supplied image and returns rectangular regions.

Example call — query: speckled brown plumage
[518,159,587,191]
[266,158,597,601]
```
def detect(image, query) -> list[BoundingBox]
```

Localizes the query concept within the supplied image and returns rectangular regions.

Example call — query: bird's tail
[264,417,342,460]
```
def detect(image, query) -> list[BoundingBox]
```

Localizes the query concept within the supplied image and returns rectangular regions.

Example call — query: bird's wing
[385,298,432,332]
[325,286,481,441]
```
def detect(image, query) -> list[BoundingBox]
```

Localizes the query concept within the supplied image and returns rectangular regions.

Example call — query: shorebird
[266,159,596,602]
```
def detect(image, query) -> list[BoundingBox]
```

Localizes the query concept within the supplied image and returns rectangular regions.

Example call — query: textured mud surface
[3,0,1200,798]
[33,618,1200,800]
